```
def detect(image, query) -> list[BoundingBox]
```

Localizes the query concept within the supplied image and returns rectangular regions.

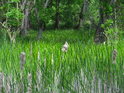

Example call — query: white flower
[103,41,106,45]
[62,41,69,52]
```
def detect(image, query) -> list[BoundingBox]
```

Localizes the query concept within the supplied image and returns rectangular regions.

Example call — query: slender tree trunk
[75,0,89,29]
[36,0,49,39]
[49,0,53,7]
[44,0,50,8]
[54,0,60,29]
[111,0,118,40]
[94,0,106,43]
[20,0,30,36]
[35,8,44,39]
[111,0,117,29]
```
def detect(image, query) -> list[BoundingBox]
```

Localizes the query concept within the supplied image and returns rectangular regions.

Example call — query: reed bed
[0,30,124,93]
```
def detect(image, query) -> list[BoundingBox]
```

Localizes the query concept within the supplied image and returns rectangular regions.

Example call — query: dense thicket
[0,0,124,42]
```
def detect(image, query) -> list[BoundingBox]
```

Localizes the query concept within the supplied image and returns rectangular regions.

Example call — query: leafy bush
[101,19,118,44]
[6,8,23,28]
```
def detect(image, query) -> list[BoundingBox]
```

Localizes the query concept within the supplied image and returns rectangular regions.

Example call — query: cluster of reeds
[0,30,123,92]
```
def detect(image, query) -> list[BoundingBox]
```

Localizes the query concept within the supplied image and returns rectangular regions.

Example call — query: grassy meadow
[0,29,124,93]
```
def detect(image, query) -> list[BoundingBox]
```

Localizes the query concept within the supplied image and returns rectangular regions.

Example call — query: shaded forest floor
[0,29,124,93]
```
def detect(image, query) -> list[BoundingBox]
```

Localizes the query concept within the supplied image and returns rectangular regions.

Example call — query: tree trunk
[75,0,89,29]
[35,0,50,39]
[44,0,50,8]
[111,0,117,28]
[94,0,118,43]
[94,0,106,43]
[49,0,53,7]
[37,28,43,39]
[37,21,45,40]
[54,0,60,29]
[35,7,46,39]
[20,0,30,36]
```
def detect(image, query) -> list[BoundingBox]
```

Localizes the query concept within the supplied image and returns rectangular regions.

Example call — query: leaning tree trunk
[44,0,50,8]
[54,0,60,29]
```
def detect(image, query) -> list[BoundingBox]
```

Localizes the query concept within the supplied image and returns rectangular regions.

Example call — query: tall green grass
[0,29,124,93]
